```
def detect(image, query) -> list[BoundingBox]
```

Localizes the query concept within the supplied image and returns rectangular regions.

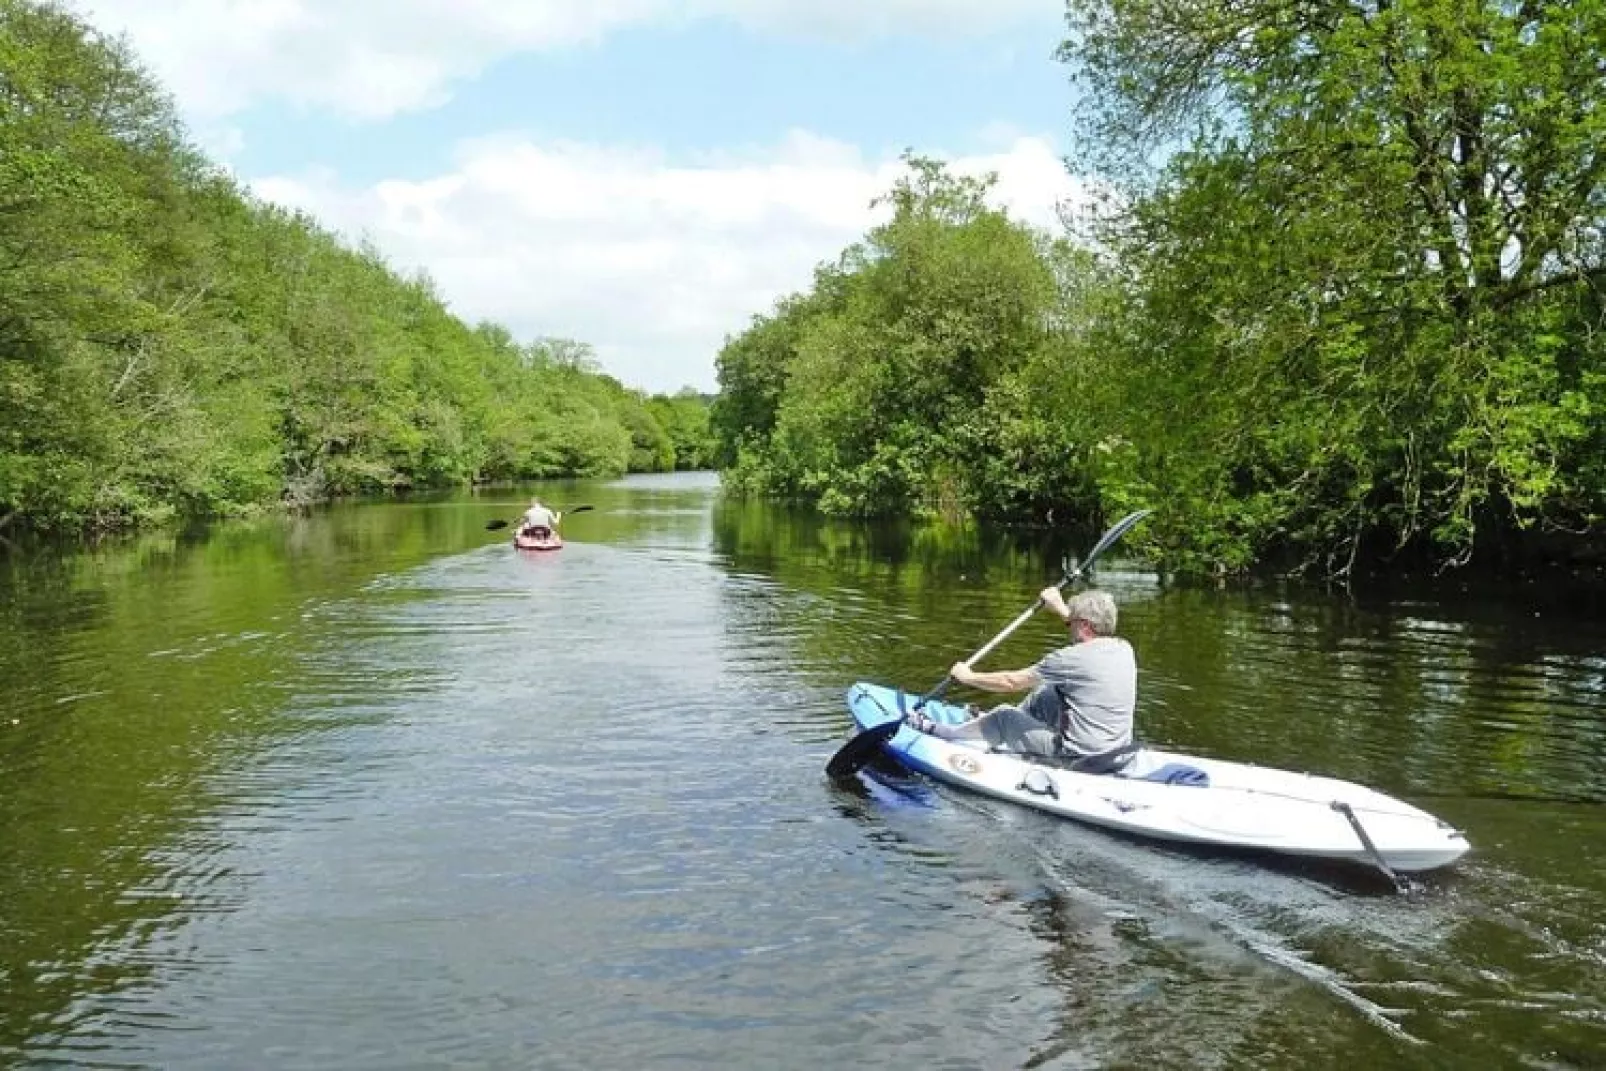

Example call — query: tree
[647,391,716,470]
[1058,0,1606,574]
[0,0,667,531]
[0,0,212,526]
[715,156,1065,517]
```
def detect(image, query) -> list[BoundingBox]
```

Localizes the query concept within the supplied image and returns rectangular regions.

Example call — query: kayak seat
[1009,741,1140,776]
[1065,741,1140,775]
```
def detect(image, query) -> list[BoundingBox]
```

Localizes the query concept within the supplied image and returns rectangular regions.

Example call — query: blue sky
[77,1,1086,393]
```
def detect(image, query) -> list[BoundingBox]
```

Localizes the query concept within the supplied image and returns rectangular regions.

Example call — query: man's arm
[949,662,1041,694]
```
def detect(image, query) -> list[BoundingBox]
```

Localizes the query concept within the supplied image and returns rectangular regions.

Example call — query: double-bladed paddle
[824,508,1152,782]
[485,504,594,531]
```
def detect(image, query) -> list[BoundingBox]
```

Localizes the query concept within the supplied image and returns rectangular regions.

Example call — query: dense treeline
[0,0,713,534]
[713,0,1605,578]
[713,158,1106,526]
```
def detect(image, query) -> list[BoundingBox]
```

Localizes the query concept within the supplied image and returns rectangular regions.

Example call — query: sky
[71,0,1086,395]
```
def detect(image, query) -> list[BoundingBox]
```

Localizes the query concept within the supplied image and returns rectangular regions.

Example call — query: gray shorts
[934,704,1058,758]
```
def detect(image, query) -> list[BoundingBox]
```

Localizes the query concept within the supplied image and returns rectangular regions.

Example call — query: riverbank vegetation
[0,0,714,535]
[712,0,1605,578]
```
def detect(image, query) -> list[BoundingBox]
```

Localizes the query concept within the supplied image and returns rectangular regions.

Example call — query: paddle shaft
[918,508,1151,706]
[487,504,594,531]
[919,588,1062,706]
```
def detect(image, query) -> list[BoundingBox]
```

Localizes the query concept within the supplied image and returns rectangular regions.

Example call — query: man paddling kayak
[905,588,1137,772]
[516,497,562,539]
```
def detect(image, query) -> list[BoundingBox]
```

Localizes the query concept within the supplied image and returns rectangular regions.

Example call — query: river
[2,472,1602,1069]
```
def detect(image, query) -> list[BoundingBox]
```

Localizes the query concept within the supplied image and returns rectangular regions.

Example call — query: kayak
[513,526,562,552]
[846,682,1470,875]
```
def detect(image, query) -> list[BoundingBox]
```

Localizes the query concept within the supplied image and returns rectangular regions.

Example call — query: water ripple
[5,481,1604,1068]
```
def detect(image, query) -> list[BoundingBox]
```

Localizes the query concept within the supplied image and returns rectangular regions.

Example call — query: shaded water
[2,473,1602,1069]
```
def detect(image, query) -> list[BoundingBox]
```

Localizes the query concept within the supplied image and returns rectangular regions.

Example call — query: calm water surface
[2,473,1603,1069]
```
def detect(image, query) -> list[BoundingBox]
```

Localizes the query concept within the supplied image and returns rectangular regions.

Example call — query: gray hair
[1065,590,1118,636]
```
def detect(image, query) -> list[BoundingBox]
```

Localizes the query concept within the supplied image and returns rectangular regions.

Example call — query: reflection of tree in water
[0,505,486,1059]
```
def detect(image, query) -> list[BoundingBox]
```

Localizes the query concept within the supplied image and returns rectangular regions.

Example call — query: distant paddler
[516,497,561,540]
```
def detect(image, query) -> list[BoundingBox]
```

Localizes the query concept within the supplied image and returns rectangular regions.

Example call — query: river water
[2,472,1602,1069]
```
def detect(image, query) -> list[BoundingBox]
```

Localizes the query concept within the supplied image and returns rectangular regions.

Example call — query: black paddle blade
[825,719,901,781]
[485,519,510,531]
[1072,508,1152,578]
[565,505,595,514]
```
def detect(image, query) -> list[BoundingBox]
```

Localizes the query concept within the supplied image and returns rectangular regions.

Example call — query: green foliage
[712,3,1605,576]
[647,390,717,470]
[0,0,702,533]
[1054,0,1606,575]
[714,155,1076,519]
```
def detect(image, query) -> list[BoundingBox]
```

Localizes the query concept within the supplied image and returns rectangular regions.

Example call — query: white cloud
[699,0,1052,41]
[71,0,1053,119]
[250,131,1086,393]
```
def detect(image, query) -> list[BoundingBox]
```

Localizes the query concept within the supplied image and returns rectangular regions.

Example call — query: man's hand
[950,660,977,685]
[1040,586,1070,622]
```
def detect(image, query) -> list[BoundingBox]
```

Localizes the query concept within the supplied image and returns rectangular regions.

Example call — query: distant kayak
[513,526,562,552]
[846,681,1470,875]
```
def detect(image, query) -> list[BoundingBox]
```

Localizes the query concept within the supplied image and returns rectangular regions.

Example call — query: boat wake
[1235,933,1423,1044]
[942,790,1452,1051]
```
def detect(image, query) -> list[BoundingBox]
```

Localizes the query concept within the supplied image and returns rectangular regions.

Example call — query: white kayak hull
[847,682,1470,874]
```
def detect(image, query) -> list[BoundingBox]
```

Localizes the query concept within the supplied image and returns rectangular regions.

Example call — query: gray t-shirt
[1020,636,1136,757]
